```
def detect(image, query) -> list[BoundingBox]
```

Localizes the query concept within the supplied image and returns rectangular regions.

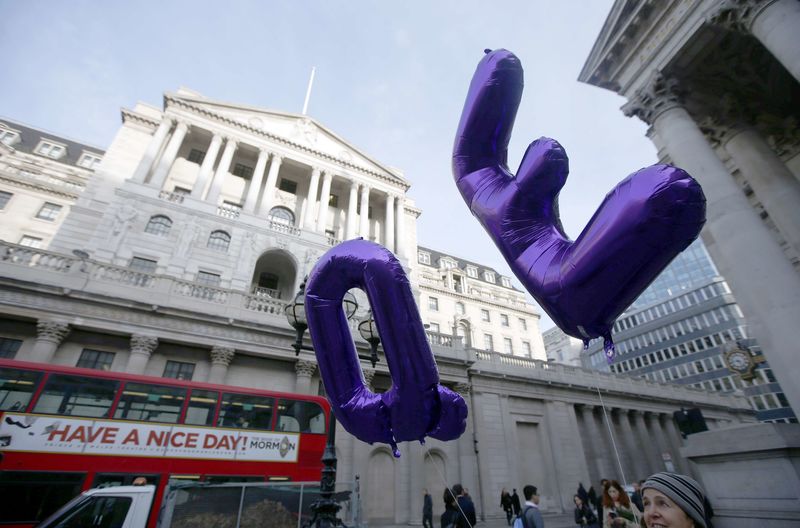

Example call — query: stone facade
[543,327,583,366]
[579,0,800,416]
[0,96,757,524]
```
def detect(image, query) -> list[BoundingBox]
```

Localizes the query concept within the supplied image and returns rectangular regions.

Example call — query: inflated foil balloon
[453,49,706,360]
[305,239,467,455]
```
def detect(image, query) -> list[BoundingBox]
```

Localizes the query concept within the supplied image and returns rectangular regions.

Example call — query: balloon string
[595,385,641,526]
[425,449,474,528]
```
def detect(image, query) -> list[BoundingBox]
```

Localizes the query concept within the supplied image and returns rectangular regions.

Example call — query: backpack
[512,506,533,528]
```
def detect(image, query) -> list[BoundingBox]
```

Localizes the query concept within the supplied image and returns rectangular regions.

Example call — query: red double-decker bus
[0,358,330,527]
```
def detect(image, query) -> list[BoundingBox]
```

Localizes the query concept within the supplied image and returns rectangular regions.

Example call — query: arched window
[144,215,172,236]
[207,230,231,252]
[268,206,295,226]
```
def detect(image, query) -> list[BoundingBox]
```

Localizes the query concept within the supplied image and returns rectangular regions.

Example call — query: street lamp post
[284,279,377,528]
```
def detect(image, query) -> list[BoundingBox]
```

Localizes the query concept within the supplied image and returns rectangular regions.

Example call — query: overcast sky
[0,0,658,330]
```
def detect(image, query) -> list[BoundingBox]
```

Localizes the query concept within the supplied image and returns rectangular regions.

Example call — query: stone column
[295,358,317,394]
[632,410,660,475]
[346,181,359,239]
[205,137,237,205]
[362,367,376,390]
[191,133,223,199]
[408,440,424,526]
[618,410,647,482]
[384,194,396,252]
[131,117,173,183]
[712,0,800,82]
[243,149,269,212]
[723,127,800,254]
[623,74,800,414]
[304,167,322,230]
[661,414,688,474]
[316,171,334,232]
[208,346,235,385]
[645,412,671,475]
[149,121,189,190]
[454,383,478,496]
[594,406,621,480]
[395,197,407,258]
[578,405,606,484]
[127,334,158,375]
[359,185,371,238]
[29,320,70,363]
[258,153,283,215]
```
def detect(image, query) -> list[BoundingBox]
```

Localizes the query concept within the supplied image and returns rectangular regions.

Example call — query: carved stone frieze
[707,0,776,33]
[210,345,236,366]
[36,320,70,343]
[454,382,472,396]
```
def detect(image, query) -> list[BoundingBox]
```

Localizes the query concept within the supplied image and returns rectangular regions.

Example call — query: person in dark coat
[441,488,464,528]
[574,494,599,528]
[423,489,433,528]
[501,488,513,525]
[511,488,521,516]
[452,484,476,527]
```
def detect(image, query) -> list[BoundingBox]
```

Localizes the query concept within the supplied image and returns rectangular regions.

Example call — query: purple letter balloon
[453,50,706,359]
[305,239,467,455]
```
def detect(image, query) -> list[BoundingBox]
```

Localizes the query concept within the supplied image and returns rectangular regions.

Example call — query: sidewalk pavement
[369,512,576,528]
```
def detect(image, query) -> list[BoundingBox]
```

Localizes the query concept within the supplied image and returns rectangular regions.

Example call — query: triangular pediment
[578,0,643,86]
[166,90,408,186]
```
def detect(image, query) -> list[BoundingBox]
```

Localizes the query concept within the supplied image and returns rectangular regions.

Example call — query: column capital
[223,136,238,148]
[453,382,471,396]
[36,320,70,343]
[209,133,224,145]
[295,358,317,378]
[707,0,776,33]
[362,367,376,388]
[622,73,684,125]
[130,334,158,356]
[210,346,235,366]
[270,152,284,163]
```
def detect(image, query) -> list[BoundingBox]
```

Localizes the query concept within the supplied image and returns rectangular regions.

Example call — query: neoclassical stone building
[580,0,800,417]
[0,93,756,525]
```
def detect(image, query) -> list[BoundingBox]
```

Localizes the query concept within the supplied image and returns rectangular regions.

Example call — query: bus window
[33,374,118,418]
[0,367,42,411]
[114,382,185,423]
[277,400,325,433]
[43,495,132,528]
[218,393,274,431]
[204,475,265,484]
[184,389,219,426]
[92,473,160,489]
[0,471,85,524]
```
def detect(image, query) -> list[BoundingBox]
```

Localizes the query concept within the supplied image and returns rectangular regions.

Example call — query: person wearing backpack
[441,488,465,528]
[513,484,544,528]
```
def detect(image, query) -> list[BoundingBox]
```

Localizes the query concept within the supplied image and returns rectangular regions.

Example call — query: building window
[440,258,457,270]
[173,186,191,196]
[268,206,295,225]
[207,230,231,252]
[76,349,115,371]
[328,194,339,207]
[481,309,490,322]
[455,302,465,315]
[196,271,221,287]
[278,179,298,194]
[484,271,495,283]
[0,191,12,210]
[501,277,511,288]
[519,318,527,331]
[35,140,66,159]
[429,297,439,311]
[163,360,195,381]
[429,322,440,333]
[500,314,509,327]
[77,152,102,169]
[129,256,157,274]
[144,215,172,236]
[418,251,431,265]
[484,334,494,351]
[187,148,206,164]
[18,235,43,248]
[232,163,254,179]
[466,266,478,278]
[0,128,19,146]
[36,202,62,221]
[503,338,513,354]
[522,341,532,357]
[0,337,22,359]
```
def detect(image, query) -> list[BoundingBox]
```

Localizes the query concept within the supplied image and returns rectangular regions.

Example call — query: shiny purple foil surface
[305,240,467,454]
[453,50,706,358]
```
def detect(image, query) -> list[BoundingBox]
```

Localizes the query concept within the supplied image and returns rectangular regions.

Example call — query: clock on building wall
[724,342,756,381]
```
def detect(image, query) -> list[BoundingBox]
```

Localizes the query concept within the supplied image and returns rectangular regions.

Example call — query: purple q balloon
[305,239,467,455]
[453,49,706,359]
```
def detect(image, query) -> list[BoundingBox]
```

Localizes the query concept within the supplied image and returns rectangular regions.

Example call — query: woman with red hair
[602,480,641,528]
